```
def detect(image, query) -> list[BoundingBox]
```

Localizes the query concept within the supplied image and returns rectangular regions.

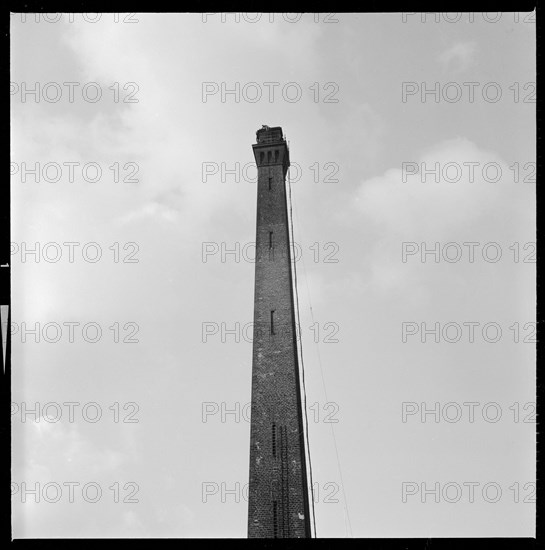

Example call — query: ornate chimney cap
[256,125,285,144]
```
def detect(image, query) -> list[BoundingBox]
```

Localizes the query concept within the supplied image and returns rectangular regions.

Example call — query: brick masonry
[247,127,311,538]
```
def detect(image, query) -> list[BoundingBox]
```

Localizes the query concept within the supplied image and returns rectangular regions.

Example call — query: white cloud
[438,41,477,73]
[353,137,534,294]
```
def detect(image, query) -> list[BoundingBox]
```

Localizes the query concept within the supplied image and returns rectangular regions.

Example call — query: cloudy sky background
[11,12,535,537]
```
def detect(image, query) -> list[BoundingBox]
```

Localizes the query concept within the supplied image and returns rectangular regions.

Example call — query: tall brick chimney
[247,126,311,538]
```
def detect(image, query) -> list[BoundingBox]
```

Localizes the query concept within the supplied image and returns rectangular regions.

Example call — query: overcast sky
[11,12,535,538]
